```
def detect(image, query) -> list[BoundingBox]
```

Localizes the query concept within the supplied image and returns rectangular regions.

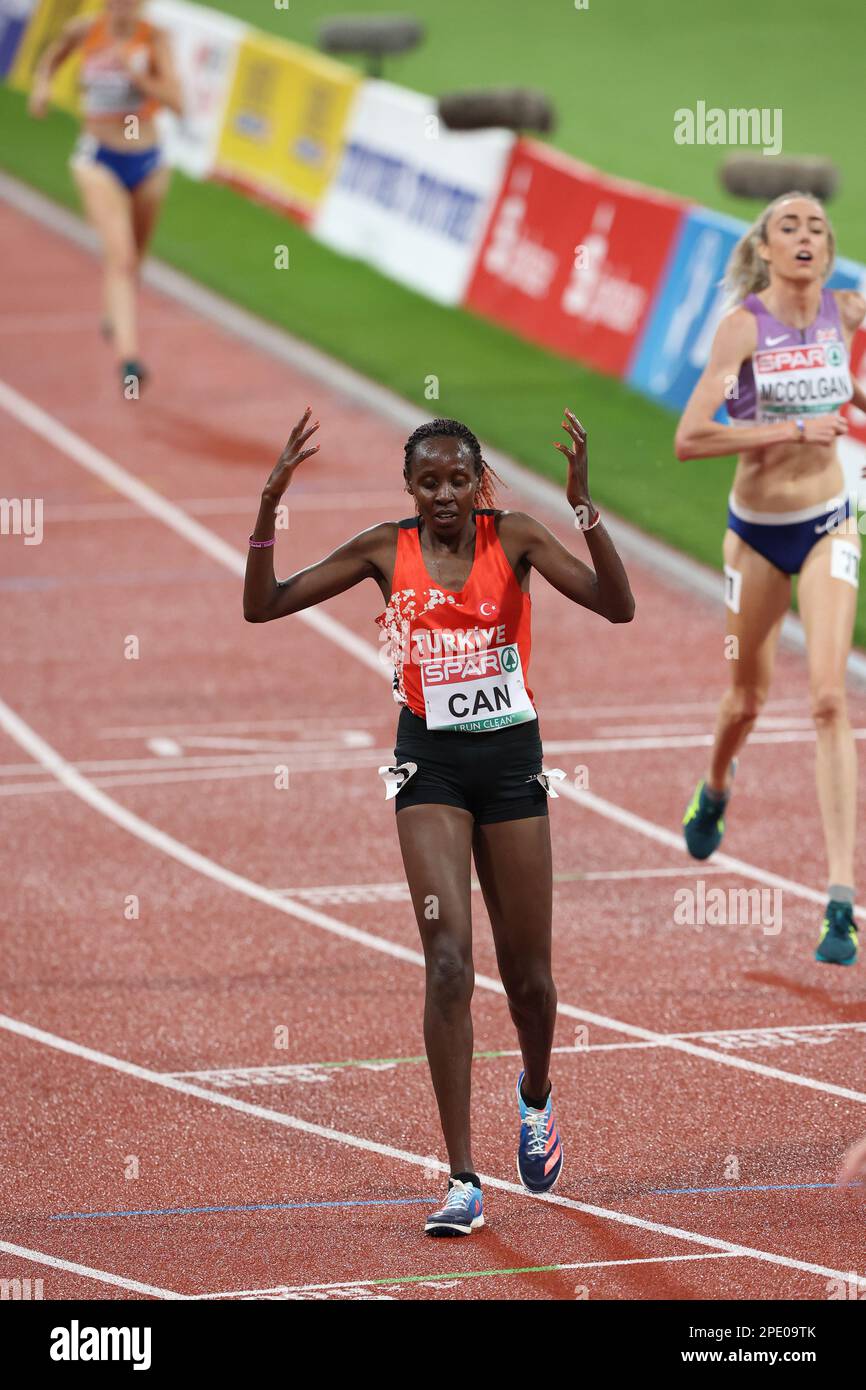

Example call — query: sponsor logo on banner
[215,31,360,222]
[0,0,37,79]
[313,80,514,305]
[464,139,685,376]
[148,0,245,180]
[627,206,743,412]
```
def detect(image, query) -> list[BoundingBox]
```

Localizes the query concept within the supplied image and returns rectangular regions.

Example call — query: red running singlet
[374,509,536,733]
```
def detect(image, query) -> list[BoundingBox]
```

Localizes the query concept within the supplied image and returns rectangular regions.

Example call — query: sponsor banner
[9,0,98,112]
[629,211,866,415]
[146,0,244,180]
[848,322,866,420]
[214,31,360,223]
[831,257,866,457]
[626,205,744,415]
[313,80,514,305]
[0,0,37,78]
[463,139,685,375]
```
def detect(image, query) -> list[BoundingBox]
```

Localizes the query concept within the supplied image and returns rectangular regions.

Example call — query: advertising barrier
[148,0,244,180]
[313,79,514,305]
[626,206,745,417]
[214,30,360,224]
[0,0,37,78]
[3,0,865,490]
[464,139,686,376]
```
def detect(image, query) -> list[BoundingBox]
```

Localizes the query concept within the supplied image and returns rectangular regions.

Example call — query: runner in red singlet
[244,408,634,1235]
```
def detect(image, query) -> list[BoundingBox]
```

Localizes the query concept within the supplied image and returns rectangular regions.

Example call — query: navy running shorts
[387,705,550,824]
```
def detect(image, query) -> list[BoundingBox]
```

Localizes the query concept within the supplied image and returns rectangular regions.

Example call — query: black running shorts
[389,705,550,824]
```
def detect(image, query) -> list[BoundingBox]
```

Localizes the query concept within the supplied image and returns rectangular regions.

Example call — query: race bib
[420,643,537,733]
[752,342,852,422]
[830,539,860,588]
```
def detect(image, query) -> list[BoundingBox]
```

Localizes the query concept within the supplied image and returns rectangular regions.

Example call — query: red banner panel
[845,326,866,447]
[465,140,686,377]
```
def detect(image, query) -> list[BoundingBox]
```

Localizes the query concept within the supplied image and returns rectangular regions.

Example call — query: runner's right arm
[28,17,92,117]
[243,410,388,622]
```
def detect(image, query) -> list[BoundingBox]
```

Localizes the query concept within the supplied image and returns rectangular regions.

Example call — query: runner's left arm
[517,407,635,623]
[119,28,184,116]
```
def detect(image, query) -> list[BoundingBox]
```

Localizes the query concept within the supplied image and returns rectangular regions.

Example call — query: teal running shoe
[815,900,858,965]
[683,763,736,860]
[424,1179,484,1236]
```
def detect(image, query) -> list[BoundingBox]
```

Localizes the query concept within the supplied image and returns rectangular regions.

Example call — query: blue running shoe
[424,1179,484,1236]
[815,900,858,965]
[516,1072,563,1193]
[683,762,736,860]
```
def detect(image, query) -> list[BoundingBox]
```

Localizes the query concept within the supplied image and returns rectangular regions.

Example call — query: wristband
[574,505,601,531]
[249,535,276,548]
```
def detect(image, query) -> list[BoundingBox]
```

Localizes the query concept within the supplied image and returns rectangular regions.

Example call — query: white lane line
[197,1251,742,1299]
[546,730,866,754]
[0,747,380,775]
[45,493,401,523]
[3,372,862,925]
[15,376,866,899]
[99,718,389,735]
[5,167,865,684]
[0,379,384,682]
[169,1022,866,1082]
[95,699,817,735]
[1,692,866,1106]
[1,1011,863,1292]
[555,780,864,921]
[147,738,182,757]
[0,1240,184,1299]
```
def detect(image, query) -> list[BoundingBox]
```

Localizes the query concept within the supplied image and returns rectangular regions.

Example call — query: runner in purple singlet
[675,192,866,965]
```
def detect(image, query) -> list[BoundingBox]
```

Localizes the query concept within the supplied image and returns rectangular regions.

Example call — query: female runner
[676,192,866,965]
[244,408,634,1234]
[28,0,182,395]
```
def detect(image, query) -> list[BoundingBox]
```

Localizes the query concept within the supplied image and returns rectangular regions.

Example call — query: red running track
[1,192,866,1302]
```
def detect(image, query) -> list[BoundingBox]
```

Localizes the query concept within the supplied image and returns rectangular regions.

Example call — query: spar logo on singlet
[754,342,852,416]
[419,640,536,731]
[422,646,509,686]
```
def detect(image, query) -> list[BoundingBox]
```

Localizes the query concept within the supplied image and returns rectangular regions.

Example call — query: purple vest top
[728,288,853,422]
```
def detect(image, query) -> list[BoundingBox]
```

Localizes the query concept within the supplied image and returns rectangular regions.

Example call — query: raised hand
[262,408,320,502]
[553,407,592,519]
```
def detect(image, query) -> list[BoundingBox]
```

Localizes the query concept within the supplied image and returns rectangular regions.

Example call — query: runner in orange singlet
[28,0,182,395]
[244,408,635,1236]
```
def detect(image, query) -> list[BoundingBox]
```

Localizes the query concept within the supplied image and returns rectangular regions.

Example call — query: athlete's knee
[426,945,474,1008]
[503,969,556,1018]
[811,685,848,731]
[725,684,766,727]
[105,244,138,277]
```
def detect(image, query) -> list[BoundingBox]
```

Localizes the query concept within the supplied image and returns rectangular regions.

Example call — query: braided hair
[403,418,503,512]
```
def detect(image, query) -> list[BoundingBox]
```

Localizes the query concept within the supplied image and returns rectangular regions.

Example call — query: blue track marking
[649,1180,862,1196]
[51,1196,440,1220]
